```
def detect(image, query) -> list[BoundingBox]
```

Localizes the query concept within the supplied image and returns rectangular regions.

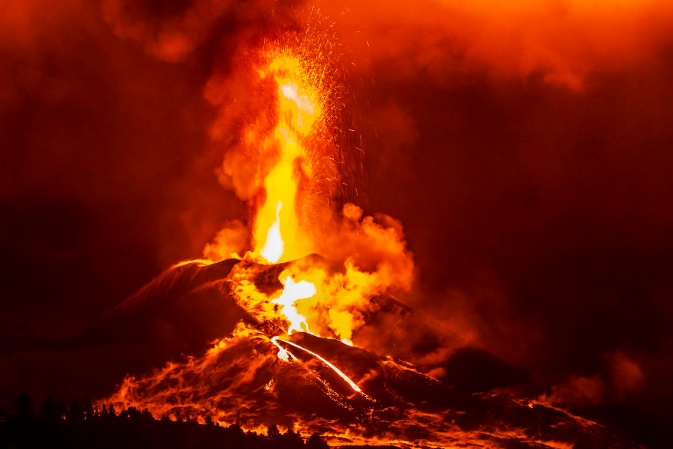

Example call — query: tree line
[0,392,331,449]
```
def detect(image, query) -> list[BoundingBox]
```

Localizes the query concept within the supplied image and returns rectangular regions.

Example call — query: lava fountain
[254,52,321,264]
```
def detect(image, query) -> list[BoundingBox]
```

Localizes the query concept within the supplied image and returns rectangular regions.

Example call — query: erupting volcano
[7,1,673,448]
[77,28,644,449]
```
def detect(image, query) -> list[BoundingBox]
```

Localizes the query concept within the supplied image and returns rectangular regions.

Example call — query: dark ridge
[71,258,243,348]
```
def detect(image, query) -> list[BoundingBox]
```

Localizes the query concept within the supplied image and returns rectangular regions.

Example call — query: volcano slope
[77,256,642,448]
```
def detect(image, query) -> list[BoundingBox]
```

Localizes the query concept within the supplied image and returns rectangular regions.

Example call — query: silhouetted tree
[229,423,246,447]
[108,403,117,418]
[122,406,141,420]
[15,392,33,421]
[83,396,94,420]
[267,423,281,440]
[68,398,83,421]
[247,429,265,448]
[307,433,329,449]
[55,400,68,420]
[141,408,153,421]
[280,428,304,449]
[40,395,58,422]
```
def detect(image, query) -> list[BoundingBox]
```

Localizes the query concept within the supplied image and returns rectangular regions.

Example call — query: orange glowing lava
[253,52,322,264]
[271,275,317,335]
[273,337,363,394]
[260,202,284,263]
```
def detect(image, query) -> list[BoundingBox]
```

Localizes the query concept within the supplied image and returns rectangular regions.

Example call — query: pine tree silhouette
[40,395,58,422]
[83,396,94,420]
[267,423,281,440]
[307,433,329,449]
[15,392,33,421]
[68,398,83,421]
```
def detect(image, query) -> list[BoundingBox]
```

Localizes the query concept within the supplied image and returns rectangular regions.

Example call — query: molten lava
[271,275,316,335]
[274,337,363,394]
[260,202,284,263]
[254,51,322,264]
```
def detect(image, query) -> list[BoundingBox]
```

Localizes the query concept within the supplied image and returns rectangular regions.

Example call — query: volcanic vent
[96,29,641,449]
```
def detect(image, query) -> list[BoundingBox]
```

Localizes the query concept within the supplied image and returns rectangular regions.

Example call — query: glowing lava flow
[270,336,297,362]
[272,337,363,394]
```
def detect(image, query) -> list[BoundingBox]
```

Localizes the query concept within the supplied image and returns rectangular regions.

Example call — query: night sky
[2,0,673,435]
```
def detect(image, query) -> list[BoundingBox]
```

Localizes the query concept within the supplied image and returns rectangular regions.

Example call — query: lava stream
[272,336,364,395]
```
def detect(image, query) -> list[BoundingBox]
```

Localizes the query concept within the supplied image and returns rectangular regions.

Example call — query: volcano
[80,256,641,449]
[0,26,632,448]
[73,39,646,448]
